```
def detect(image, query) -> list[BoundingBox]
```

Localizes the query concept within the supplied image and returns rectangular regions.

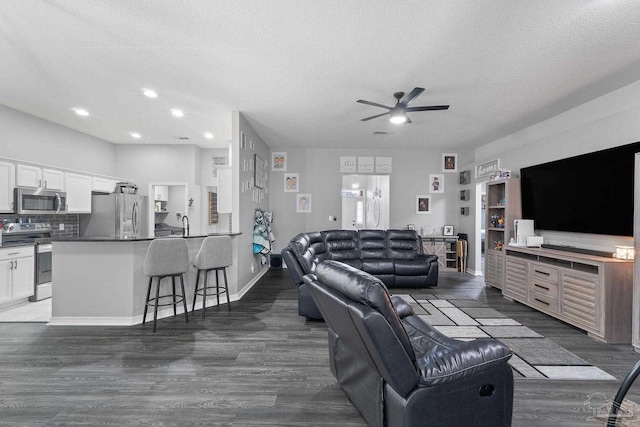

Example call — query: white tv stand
[504,246,633,344]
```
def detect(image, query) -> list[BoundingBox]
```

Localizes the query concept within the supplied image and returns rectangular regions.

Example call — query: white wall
[267,147,474,253]
[0,105,116,176]
[233,112,271,288]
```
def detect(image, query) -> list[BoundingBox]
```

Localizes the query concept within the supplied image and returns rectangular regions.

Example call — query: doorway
[148,182,189,237]
[341,175,390,230]
[475,181,487,275]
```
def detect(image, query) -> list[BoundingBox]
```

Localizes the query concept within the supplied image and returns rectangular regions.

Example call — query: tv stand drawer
[528,290,558,313]
[529,263,559,284]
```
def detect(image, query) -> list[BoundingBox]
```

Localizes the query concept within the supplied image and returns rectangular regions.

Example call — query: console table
[504,246,633,344]
[421,235,458,270]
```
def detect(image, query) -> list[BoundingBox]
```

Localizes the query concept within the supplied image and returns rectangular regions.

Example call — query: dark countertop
[53,232,241,243]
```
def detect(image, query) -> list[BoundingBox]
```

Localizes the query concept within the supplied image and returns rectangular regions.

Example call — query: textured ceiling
[1,1,640,150]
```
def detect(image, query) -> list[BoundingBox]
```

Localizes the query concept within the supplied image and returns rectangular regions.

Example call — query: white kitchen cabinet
[0,161,15,212]
[64,172,92,213]
[16,164,64,190]
[92,177,116,193]
[42,169,65,190]
[0,246,35,305]
[154,185,169,201]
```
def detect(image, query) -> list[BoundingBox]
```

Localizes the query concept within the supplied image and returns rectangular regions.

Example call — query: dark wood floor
[0,269,639,426]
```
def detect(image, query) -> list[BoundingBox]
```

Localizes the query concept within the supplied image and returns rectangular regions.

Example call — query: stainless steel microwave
[15,188,67,214]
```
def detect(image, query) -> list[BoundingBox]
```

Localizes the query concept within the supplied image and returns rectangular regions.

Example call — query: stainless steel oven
[34,241,52,301]
[15,188,67,215]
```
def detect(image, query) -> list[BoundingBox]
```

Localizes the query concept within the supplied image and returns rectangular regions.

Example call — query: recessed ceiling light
[73,108,89,116]
[204,132,214,139]
[171,109,184,118]
[143,89,158,98]
[129,132,141,139]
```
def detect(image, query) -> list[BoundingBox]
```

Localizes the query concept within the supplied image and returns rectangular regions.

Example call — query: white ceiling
[1,1,640,150]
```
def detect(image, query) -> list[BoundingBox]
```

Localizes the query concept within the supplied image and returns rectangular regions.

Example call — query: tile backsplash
[1,214,80,238]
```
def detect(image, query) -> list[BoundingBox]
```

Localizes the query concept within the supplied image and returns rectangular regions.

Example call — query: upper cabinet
[64,173,92,213]
[154,185,169,201]
[16,164,64,190]
[0,162,15,212]
[92,177,116,194]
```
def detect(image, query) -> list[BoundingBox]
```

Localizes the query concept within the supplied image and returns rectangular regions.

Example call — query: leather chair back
[306,261,420,396]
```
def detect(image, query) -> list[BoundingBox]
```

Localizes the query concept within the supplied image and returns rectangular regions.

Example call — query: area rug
[394,295,616,381]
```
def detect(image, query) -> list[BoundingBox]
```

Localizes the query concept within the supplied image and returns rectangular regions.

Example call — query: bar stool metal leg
[153,277,161,333]
[179,273,189,323]
[143,277,152,325]
[223,267,231,306]
[192,270,200,312]
[215,269,220,306]
[202,269,208,318]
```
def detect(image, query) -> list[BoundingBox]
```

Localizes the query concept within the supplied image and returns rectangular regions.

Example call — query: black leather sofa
[305,260,514,427]
[282,229,438,319]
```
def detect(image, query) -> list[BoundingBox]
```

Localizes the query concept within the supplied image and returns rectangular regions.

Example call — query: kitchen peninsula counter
[55,232,241,242]
[51,233,241,326]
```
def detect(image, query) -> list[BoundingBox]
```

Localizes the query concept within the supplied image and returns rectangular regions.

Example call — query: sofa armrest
[402,315,512,386]
[282,248,306,286]
[390,295,414,319]
[417,253,438,264]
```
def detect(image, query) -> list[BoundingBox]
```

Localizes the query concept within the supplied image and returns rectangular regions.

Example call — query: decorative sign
[476,159,500,178]
[340,156,357,173]
[375,157,392,173]
[357,156,375,173]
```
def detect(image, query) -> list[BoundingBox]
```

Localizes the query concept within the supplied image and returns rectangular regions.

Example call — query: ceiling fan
[357,87,449,124]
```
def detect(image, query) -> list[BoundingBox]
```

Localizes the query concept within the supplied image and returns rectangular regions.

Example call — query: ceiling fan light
[389,111,407,124]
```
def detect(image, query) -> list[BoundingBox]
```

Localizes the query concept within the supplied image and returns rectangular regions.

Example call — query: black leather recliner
[305,260,514,427]
[282,229,438,319]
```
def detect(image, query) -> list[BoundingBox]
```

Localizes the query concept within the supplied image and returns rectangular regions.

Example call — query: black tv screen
[520,141,640,237]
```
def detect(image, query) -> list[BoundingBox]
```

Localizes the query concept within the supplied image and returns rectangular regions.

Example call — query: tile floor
[0,298,51,322]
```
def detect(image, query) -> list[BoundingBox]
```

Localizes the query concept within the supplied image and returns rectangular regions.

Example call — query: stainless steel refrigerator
[80,194,149,239]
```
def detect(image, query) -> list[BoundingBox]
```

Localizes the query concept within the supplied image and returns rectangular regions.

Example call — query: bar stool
[142,238,190,332]
[192,236,232,317]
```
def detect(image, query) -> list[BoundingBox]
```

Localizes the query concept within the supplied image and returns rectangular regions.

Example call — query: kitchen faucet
[182,215,190,237]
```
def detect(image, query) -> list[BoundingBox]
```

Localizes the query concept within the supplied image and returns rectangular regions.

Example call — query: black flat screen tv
[520,141,640,237]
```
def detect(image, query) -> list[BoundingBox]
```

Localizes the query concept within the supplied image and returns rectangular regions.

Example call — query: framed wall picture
[240,132,247,150]
[429,174,444,193]
[443,225,454,236]
[297,194,312,213]
[442,153,458,172]
[416,195,431,214]
[284,173,299,192]
[340,156,357,173]
[272,152,287,171]
[254,154,266,188]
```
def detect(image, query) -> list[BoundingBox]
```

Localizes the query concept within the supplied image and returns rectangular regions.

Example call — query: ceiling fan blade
[405,105,450,112]
[361,112,390,121]
[357,99,392,110]
[400,87,425,105]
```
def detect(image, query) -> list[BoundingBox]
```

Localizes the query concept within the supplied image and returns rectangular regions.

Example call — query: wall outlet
[59,223,64,231]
